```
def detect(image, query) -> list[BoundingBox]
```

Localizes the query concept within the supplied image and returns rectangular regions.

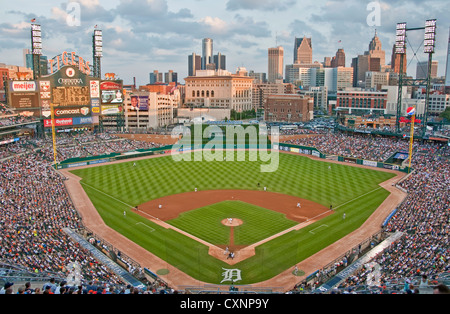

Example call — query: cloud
[2,0,447,84]
[113,0,271,50]
[201,16,228,34]
[226,0,296,11]
[116,0,168,20]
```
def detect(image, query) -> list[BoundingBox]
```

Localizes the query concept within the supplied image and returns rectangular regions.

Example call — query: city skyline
[0,0,449,85]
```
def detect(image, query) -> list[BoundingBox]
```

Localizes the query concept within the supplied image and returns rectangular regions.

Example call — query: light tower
[93,27,103,78]
[394,22,407,133]
[394,19,437,137]
[30,22,43,79]
[422,19,437,137]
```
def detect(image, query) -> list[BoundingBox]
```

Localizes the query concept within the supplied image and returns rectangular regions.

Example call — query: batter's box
[309,224,329,234]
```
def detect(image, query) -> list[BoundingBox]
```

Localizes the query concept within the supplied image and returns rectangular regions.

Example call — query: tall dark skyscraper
[214,53,226,71]
[188,53,201,76]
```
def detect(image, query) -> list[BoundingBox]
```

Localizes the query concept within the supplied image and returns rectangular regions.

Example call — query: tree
[440,107,450,121]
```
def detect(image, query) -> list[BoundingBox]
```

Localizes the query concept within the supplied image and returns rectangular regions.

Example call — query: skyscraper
[365,30,385,68]
[165,70,178,84]
[188,53,201,77]
[390,44,407,74]
[294,37,312,64]
[331,48,346,68]
[352,55,371,87]
[202,38,213,70]
[416,60,438,80]
[214,53,226,71]
[149,70,163,84]
[268,46,284,83]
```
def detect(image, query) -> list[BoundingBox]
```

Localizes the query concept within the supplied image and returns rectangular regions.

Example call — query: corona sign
[48,51,92,76]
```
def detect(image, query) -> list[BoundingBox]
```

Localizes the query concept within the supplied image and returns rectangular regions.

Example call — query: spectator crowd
[0,130,172,294]
[287,131,449,294]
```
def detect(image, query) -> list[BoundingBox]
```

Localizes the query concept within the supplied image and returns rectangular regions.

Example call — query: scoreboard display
[52,86,90,107]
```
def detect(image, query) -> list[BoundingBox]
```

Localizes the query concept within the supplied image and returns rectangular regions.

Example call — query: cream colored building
[252,82,295,110]
[365,71,390,90]
[125,90,180,130]
[184,71,253,112]
[334,67,354,90]
[268,46,284,83]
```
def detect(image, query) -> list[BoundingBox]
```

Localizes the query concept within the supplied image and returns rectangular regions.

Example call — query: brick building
[264,94,314,122]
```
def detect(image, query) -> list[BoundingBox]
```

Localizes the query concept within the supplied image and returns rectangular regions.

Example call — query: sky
[0,0,449,86]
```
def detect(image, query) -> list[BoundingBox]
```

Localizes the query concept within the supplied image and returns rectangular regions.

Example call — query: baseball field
[69,150,395,285]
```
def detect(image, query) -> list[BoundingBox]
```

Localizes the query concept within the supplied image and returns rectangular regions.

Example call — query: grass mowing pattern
[168,200,298,246]
[71,152,394,284]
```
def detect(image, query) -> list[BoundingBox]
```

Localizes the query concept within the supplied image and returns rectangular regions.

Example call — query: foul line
[135,222,155,232]
[309,224,329,234]
[80,181,161,221]
[80,181,135,209]
[333,186,384,210]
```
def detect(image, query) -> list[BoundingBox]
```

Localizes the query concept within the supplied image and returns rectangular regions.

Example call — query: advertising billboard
[130,95,149,111]
[40,81,51,99]
[101,81,124,104]
[91,98,101,116]
[36,64,99,127]
[138,95,149,111]
[10,93,39,109]
[53,106,90,118]
[90,80,100,98]
[44,65,91,108]
[44,118,73,128]
[7,80,41,117]
[44,116,99,128]
[100,80,123,115]
[9,81,38,92]
[101,105,122,115]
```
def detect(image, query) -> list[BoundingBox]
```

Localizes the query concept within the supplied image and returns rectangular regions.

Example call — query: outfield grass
[71,151,394,285]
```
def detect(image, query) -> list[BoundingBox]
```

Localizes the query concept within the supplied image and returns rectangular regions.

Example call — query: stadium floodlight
[31,23,42,55]
[93,29,103,57]
[395,22,407,54]
[92,28,103,78]
[424,19,436,54]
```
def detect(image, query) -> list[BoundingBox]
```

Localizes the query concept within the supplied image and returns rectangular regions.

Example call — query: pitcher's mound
[221,218,243,227]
